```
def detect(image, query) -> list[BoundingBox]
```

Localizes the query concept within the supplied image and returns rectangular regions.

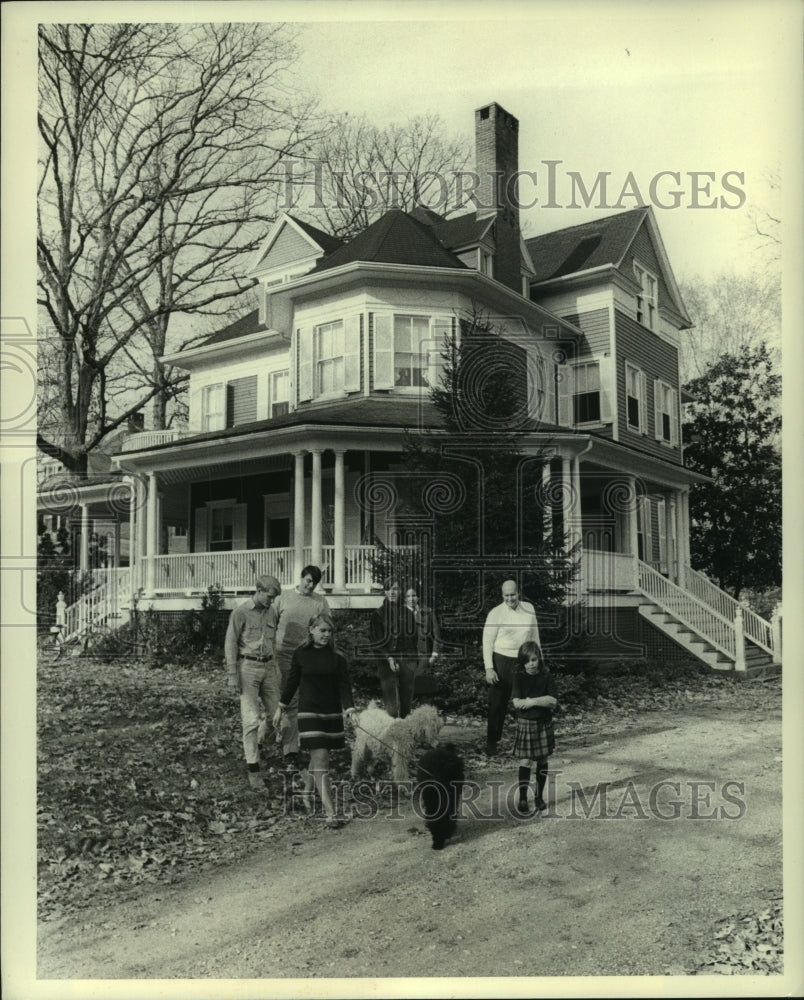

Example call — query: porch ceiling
[153,453,292,488]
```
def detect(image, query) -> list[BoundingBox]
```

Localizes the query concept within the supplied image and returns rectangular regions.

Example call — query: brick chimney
[474,102,521,293]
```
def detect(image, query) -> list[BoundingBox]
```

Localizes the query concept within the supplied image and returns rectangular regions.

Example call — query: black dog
[416,743,465,850]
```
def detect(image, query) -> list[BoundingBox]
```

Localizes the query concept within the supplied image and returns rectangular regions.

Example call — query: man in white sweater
[482,579,541,755]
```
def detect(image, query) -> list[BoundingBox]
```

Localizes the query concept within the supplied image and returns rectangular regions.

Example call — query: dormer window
[633,261,657,330]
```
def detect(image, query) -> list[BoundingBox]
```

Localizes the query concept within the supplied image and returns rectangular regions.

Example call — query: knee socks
[518,765,531,804]
[536,759,548,801]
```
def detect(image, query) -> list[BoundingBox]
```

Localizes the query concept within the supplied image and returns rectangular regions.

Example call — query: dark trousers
[487,652,517,748]
[378,658,417,719]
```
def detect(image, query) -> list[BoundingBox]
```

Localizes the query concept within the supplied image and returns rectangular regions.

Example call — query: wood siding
[260,224,315,271]
[617,221,674,314]
[615,310,682,462]
[559,307,611,359]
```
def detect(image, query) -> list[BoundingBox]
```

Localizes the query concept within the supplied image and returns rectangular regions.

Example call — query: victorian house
[43,102,778,673]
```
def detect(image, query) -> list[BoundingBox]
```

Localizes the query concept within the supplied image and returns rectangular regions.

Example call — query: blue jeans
[239,659,281,765]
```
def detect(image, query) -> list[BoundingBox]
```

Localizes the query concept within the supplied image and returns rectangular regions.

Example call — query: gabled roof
[289,215,344,255]
[525,206,691,325]
[195,309,266,348]
[432,211,495,251]
[525,207,647,283]
[247,213,343,276]
[312,210,469,273]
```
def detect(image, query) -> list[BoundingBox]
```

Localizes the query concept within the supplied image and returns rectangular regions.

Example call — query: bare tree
[300,112,472,239]
[37,22,329,473]
[746,168,781,268]
[678,272,781,384]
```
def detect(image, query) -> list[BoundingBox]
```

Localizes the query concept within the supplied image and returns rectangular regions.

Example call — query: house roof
[525,207,648,283]
[312,210,469,273]
[432,211,495,250]
[288,215,344,255]
[195,308,266,347]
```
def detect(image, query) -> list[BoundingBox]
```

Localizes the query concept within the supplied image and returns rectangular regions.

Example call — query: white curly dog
[350,701,441,783]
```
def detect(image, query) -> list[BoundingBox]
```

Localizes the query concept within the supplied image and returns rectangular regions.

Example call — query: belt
[242,654,272,662]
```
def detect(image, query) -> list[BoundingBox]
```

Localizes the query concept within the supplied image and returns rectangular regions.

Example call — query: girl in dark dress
[511,640,557,816]
[274,613,355,828]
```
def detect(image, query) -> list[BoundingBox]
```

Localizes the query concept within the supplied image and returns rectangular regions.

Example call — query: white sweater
[482,600,541,670]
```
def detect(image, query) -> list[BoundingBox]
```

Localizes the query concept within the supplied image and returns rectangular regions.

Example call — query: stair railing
[637,561,737,660]
[684,565,774,655]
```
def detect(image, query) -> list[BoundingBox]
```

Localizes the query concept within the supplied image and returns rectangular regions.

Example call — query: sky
[284,6,795,283]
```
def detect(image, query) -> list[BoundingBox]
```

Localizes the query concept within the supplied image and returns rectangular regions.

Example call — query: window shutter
[188,383,202,433]
[639,370,647,434]
[194,506,208,553]
[599,355,613,422]
[297,327,312,403]
[556,362,574,427]
[226,376,258,427]
[233,503,248,550]
[343,314,361,393]
[654,379,663,441]
[671,387,680,447]
[373,313,394,389]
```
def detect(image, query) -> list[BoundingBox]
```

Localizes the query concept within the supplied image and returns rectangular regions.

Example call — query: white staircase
[636,561,780,676]
[60,568,132,646]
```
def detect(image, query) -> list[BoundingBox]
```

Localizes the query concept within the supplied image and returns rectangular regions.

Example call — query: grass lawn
[37,649,781,922]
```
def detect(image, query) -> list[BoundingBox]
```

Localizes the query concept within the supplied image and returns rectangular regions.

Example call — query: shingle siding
[615,310,681,462]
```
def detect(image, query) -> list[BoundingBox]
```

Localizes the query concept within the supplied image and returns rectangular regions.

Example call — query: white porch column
[128,478,137,573]
[146,473,158,593]
[681,491,691,567]
[293,451,305,581]
[542,461,552,541]
[333,449,346,592]
[664,493,675,583]
[137,479,148,562]
[561,456,573,551]
[112,522,121,569]
[675,490,687,589]
[310,449,323,568]
[572,455,584,597]
[79,503,90,575]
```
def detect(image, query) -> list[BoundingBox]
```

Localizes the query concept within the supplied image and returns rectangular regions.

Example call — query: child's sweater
[511,670,557,722]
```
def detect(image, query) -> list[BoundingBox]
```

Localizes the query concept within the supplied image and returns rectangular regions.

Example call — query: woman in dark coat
[369,578,415,719]
[403,585,442,705]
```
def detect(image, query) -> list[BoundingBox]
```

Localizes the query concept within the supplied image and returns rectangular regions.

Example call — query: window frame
[201,383,226,432]
[654,378,680,447]
[373,313,453,393]
[633,261,658,331]
[314,319,345,399]
[270,368,290,418]
[625,361,648,434]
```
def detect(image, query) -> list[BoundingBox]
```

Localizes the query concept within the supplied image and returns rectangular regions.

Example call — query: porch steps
[638,603,777,677]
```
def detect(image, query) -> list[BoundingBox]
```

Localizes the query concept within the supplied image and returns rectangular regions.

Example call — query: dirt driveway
[37,703,783,984]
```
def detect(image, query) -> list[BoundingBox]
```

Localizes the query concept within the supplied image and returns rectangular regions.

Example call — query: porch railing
[684,565,774,655]
[62,567,131,643]
[121,429,189,452]
[145,544,418,593]
[638,561,737,660]
[584,550,638,591]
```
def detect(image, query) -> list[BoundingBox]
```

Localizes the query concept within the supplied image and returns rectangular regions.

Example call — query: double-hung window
[633,262,658,330]
[573,361,602,424]
[271,369,289,417]
[315,321,344,397]
[654,379,680,446]
[201,383,225,432]
[373,314,452,391]
[625,362,647,433]
[556,354,613,427]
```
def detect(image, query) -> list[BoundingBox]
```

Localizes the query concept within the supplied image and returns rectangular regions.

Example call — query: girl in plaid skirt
[511,640,558,816]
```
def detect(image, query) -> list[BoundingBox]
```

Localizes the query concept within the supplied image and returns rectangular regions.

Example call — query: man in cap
[224,574,282,790]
